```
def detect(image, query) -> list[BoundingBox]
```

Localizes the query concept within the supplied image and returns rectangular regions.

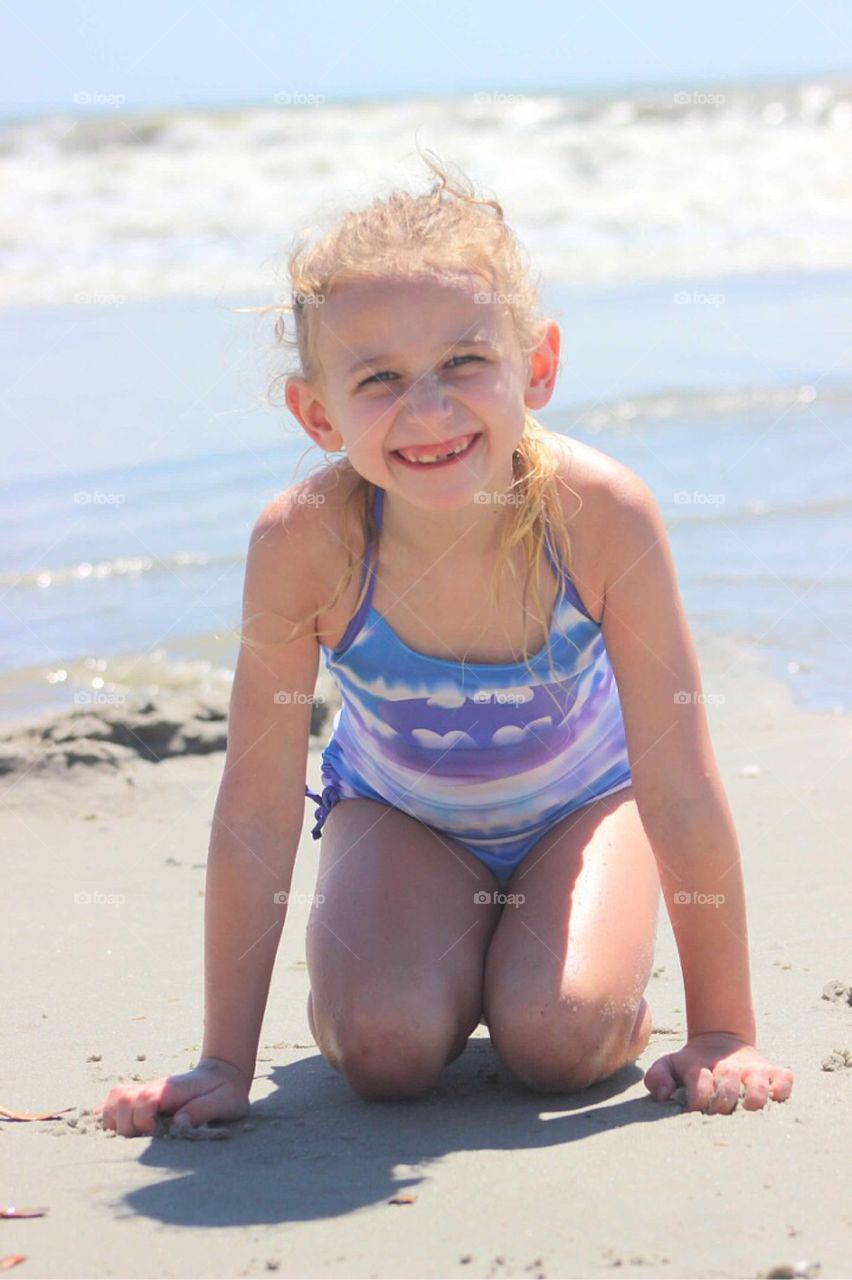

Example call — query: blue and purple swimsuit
[305,484,632,887]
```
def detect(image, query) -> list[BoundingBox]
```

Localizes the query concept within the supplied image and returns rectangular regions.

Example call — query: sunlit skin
[282,270,795,1117]
[285,271,560,561]
[93,271,795,1132]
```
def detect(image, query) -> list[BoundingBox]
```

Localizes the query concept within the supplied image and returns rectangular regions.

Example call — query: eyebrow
[345,336,497,378]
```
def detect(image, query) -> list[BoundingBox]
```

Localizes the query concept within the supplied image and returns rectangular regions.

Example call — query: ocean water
[2,78,851,726]
[3,74,852,307]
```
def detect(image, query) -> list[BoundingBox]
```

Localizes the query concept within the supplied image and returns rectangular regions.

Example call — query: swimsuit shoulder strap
[543,514,597,623]
[542,517,567,594]
[330,484,383,654]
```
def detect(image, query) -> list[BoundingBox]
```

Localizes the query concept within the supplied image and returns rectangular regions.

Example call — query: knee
[487,988,651,1094]
[333,1009,455,1102]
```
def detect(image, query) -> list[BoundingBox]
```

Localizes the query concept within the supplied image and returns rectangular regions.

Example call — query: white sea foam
[3,75,852,307]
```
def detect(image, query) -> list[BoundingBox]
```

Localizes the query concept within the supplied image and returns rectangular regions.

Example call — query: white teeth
[398,436,474,464]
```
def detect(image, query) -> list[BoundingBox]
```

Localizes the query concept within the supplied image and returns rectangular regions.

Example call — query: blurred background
[1,0,850,723]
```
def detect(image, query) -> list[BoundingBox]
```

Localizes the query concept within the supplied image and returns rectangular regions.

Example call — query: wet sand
[1,636,850,1279]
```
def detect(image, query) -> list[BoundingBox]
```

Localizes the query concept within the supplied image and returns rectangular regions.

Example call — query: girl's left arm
[589,464,794,1113]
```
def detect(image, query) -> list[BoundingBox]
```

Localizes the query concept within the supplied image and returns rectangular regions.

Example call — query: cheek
[344,402,396,446]
[473,371,520,413]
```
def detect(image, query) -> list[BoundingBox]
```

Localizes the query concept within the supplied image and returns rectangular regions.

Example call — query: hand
[97,1057,251,1137]
[644,1032,794,1113]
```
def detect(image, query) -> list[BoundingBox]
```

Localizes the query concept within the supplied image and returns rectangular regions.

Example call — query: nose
[399,373,454,427]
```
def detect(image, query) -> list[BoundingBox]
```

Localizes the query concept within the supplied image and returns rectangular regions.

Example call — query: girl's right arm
[99,491,323,1136]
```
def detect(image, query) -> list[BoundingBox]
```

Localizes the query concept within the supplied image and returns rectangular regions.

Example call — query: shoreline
[0,667,341,785]
[0,629,846,787]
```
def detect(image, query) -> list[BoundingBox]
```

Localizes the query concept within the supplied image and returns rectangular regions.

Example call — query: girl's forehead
[327,269,492,314]
[317,272,514,362]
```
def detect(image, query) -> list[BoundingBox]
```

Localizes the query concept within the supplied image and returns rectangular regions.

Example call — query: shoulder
[547,436,720,810]
[548,431,653,517]
[245,463,358,621]
[547,433,665,587]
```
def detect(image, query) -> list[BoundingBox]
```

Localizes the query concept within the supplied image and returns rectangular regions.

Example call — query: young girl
[99,153,793,1136]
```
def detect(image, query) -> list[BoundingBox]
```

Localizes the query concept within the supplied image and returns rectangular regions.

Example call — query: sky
[2,0,851,118]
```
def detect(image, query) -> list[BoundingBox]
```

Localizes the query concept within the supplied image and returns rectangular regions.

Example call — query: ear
[285,376,345,453]
[524,321,560,411]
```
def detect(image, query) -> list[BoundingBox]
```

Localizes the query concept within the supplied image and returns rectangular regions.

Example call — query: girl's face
[287,272,559,508]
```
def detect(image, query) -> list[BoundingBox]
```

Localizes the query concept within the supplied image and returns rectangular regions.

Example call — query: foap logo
[473,290,524,306]
[673,891,726,907]
[273,91,326,107]
[73,690,127,707]
[289,490,327,506]
[673,291,725,307]
[473,689,526,705]
[474,890,525,906]
[73,291,125,307]
[275,290,326,309]
[673,691,725,706]
[73,91,126,108]
[74,889,127,906]
[673,491,726,506]
[473,490,523,505]
[73,491,126,506]
[673,91,726,107]
[473,91,528,106]
[270,488,327,507]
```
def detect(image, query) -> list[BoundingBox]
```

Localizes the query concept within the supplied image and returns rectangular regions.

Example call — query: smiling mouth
[392,432,480,466]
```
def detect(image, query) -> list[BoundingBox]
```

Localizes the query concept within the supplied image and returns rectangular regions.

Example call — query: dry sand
[1,636,851,1280]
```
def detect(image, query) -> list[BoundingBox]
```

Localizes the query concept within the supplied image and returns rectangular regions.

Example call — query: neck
[380,473,518,564]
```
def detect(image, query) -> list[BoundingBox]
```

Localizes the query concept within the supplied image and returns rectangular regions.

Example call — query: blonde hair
[251,147,584,685]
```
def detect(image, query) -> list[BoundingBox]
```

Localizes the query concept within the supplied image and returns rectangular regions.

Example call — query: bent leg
[306,797,503,1101]
[483,785,660,1093]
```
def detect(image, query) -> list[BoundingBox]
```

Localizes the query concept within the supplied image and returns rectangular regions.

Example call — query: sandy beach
[1,632,850,1280]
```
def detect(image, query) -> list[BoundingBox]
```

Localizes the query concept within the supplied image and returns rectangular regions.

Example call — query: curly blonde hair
[250,146,584,684]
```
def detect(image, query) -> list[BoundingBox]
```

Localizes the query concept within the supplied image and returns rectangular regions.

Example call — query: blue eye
[446,355,484,371]
[356,354,483,389]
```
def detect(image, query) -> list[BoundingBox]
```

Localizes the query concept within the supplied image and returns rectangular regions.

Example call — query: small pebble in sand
[821,980,852,1005]
[820,1048,852,1071]
[152,1112,232,1140]
[44,1108,102,1137]
[86,1054,102,1062]
[765,1262,821,1278]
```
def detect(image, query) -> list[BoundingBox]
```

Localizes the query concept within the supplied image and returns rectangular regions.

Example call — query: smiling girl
[99,151,793,1136]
